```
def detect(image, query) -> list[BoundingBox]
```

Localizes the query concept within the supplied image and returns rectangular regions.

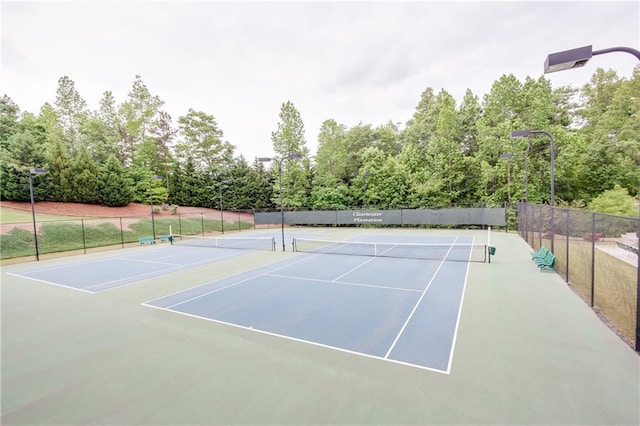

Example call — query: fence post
[566,208,570,283]
[119,217,124,248]
[636,214,640,351]
[590,212,596,307]
[81,219,87,254]
[538,205,542,250]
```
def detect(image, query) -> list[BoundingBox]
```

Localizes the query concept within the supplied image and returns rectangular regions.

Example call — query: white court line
[142,251,325,307]
[112,257,181,266]
[6,273,95,294]
[264,273,423,293]
[143,303,449,374]
[84,263,182,291]
[163,274,264,309]
[384,237,459,359]
[330,243,400,282]
[331,256,377,282]
[443,236,474,374]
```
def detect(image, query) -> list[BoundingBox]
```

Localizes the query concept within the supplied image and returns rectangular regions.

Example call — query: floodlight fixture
[510,130,532,139]
[544,45,640,74]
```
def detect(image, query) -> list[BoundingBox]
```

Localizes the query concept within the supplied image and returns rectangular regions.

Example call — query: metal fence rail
[518,203,640,351]
[0,210,255,261]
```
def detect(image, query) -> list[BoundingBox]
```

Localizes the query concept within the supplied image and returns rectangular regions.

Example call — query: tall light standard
[543,44,640,351]
[149,175,163,240]
[511,130,555,252]
[28,168,46,261]
[499,153,513,205]
[219,179,232,234]
[499,152,529,204]
[258,153,303,251]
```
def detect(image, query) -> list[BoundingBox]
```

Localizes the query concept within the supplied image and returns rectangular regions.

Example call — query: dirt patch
[0,200,254,221]
[0,201,255,238]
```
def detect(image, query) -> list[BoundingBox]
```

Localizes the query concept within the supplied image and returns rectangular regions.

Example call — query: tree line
[1,68,638,215]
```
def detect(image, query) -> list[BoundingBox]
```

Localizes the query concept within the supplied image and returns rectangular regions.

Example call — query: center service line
[383,238,458,359]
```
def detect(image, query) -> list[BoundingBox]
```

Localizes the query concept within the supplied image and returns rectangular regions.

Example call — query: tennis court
[6,236,277,293]
[145,235,479,372]
[2,227,638,425]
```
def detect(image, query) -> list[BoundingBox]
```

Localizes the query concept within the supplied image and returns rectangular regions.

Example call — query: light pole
[499,152,529,204]
[543,43,640,351]
[219,179,232,234]
[149,175,163,240]
[511,130,555,252]
[258,153,303,251]
[499,154,513,205]
[28,168,46,261]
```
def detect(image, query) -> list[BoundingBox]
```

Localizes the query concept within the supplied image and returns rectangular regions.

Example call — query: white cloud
[2,1,639,160]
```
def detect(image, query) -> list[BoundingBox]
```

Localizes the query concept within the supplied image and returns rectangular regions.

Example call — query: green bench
[531,246,550,260]
[534,250,555,271]
[159,235,172,243]
[531,246,555,271]
[138,236,156,245]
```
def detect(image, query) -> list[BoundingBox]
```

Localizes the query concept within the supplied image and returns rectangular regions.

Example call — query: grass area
[550,236,637,344]
[0,216,254,260]
[0,207,83,223]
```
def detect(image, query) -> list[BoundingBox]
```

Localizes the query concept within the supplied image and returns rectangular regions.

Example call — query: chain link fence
[518,203,639,350]
[0,210,255,261]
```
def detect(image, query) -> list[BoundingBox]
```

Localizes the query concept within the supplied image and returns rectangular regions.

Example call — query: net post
[292,238,297,252]
[488,226,492,263]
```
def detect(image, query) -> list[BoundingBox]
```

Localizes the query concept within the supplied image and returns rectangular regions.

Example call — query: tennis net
[292,238,487,262]
[171,234,276,251]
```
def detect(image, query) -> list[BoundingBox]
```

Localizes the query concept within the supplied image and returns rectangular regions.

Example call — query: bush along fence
[518,202,640,351]
[0,210,255,261]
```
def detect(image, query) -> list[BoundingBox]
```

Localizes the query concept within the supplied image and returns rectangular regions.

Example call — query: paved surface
[2,228,639,425]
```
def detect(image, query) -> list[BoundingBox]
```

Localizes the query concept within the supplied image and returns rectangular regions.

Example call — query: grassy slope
[0,207,84,223]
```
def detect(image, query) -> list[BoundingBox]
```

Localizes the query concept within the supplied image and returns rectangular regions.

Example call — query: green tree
[0,129,48,201]
[269,101,309,208]
[0,95,20,149]
[98,155,133,207]
[310,174,354,209]
[167,158,204,207]
[271,101,309,157]
[148,111,176,179]
[68,147,100,203]
[588,185,637,216]
[359,147,408,209]
[176,109,234,171]
[457,89,482,154]
[315,119,348,180]
[54,76,88,154]
[118,75,165,166]
[45,133,72,202]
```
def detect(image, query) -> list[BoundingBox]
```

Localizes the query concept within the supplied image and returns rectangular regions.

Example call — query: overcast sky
[2,1,639,161]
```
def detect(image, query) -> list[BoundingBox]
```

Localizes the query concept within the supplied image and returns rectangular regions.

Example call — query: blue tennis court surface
[145,236,474,372]
[7,244,264,293]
